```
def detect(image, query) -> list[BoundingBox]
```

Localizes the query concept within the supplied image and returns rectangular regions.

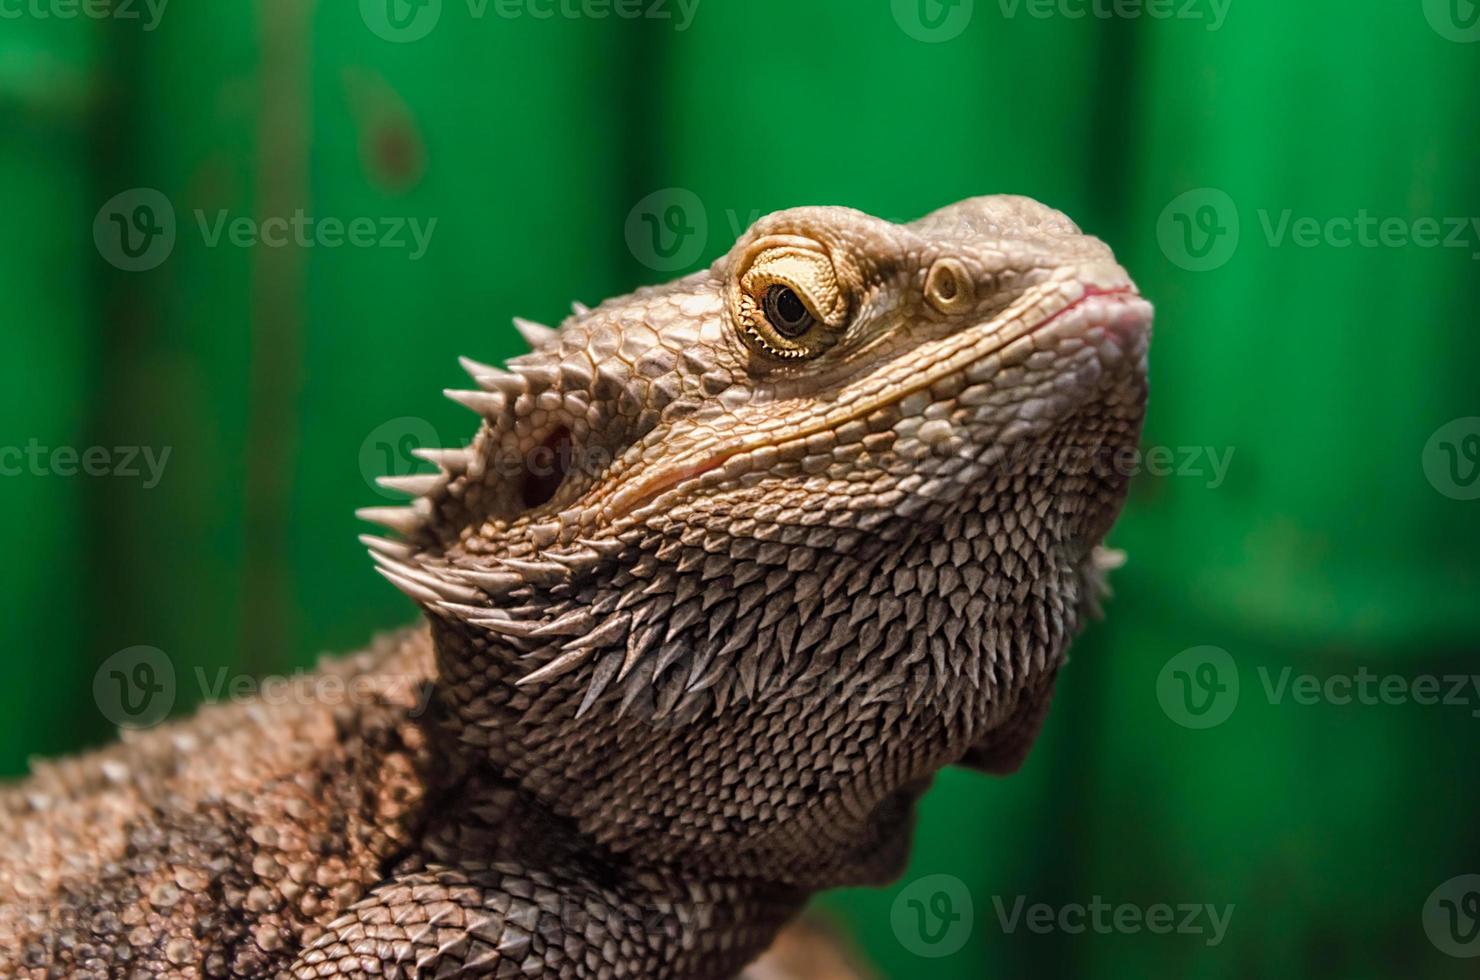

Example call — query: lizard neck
[424,475,1095,891]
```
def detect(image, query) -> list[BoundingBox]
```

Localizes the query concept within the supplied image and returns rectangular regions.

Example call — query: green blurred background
[2,0,1478,976]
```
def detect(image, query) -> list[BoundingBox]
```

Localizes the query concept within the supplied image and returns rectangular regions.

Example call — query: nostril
[521,427,572,509]
[925,258,976,314]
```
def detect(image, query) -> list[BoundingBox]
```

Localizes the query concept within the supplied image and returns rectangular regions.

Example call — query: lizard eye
[763,285,816,338]
[731,238,849,360]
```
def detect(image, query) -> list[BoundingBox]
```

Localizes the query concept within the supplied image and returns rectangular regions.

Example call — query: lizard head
[361,196,1150,874]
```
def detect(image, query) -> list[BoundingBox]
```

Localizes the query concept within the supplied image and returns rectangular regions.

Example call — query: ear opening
[521,427,572,510]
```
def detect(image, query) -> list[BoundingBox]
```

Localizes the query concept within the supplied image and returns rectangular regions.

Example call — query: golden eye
[762,285,817,338]
[729,237,850,360]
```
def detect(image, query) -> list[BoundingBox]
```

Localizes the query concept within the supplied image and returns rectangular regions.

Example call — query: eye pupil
[775,288,807,323]
[764,285,815,338]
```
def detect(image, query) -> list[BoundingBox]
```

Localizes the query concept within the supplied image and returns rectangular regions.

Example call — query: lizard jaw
[603,281,1151,526]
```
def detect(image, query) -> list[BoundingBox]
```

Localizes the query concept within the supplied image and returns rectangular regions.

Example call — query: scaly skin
[0,196,1152,978]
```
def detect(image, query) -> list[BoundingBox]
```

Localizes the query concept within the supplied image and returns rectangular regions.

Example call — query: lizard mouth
[603,282,1151,525]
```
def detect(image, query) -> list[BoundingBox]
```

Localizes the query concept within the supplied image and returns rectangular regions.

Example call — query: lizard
[0,195,1152,979]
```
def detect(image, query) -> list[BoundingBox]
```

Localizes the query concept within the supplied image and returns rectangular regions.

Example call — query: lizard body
[0,196,1152,978]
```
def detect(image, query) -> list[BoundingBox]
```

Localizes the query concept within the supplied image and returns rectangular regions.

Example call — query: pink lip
[1035,285,1150,340]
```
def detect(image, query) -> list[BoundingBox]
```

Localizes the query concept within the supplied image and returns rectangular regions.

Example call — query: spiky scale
[446,388,507,416]
[412,446,473,473]
[357,506,424,536]
[378,473,445,497]
[513,317,558,350]
[361,534,413,558]
[375,567,442,605]
[516,647,596,688]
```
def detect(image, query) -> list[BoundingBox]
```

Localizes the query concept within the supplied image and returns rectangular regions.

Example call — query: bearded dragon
[0,196,1152,978]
